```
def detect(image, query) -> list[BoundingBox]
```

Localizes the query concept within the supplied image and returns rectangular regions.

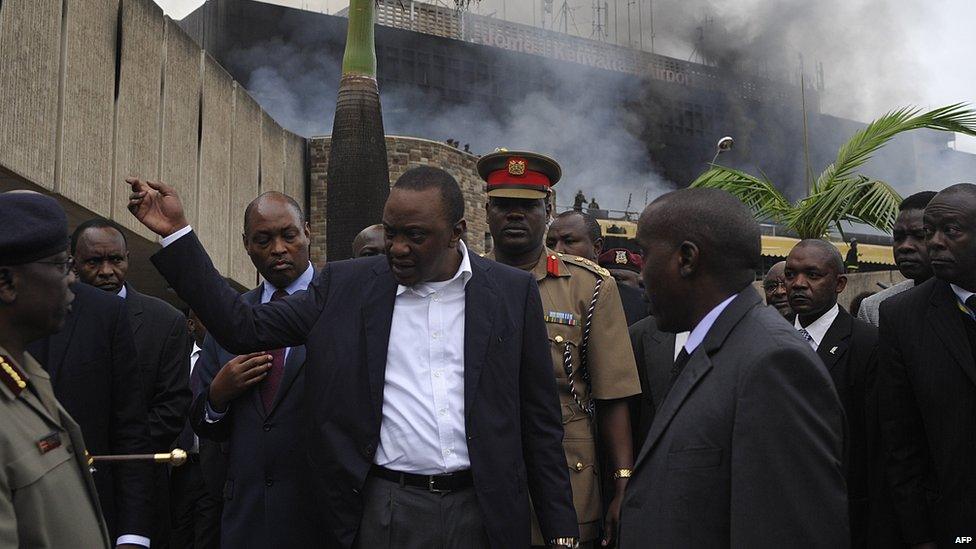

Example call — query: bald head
[924,183,976,290]
[638,188,761,290]
[353,224,386,258]
[792,239,845,275]
[636,188,760,332]
[244,192,304,234]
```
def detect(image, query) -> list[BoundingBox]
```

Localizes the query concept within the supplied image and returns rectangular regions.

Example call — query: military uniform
[488,249,640,544]
[0,347,111,548]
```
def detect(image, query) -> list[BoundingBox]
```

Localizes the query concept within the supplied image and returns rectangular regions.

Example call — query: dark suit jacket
[26,282,153,539]
[619,290,849,548]
[190,286,319,548]
[124,284,192,451]
[617,282,650,327]
[151,232,578,548]
[879,278,976,545]
[627,316,674,450]
[815,307,879,548]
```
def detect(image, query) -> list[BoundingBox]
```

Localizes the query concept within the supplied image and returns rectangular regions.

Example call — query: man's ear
[0,267,17,305]
[835,274,848,294]
[593,237,604,258]
[677,241,700,278]
[452,219,468,247]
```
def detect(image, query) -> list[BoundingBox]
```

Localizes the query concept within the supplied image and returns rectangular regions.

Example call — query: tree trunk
[325,0,390,261]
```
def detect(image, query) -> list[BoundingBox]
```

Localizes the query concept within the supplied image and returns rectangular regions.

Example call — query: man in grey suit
[618,188,849,548]
[857,191,936,327]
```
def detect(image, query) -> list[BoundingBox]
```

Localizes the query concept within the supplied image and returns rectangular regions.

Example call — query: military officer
[480,151,640,548]
[0,192,111,548]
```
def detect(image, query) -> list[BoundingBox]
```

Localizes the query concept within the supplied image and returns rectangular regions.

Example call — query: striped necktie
[797,327,816,350]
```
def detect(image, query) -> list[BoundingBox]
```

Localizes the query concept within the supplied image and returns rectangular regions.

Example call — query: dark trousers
[354,475,490,549]
[169,458,222,549]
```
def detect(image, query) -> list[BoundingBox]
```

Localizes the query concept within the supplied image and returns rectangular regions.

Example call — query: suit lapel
[463,258,496,420]
[363,264,398,422]
[642,325,676,408]
[928,282,976,387]
[47,285,84,382]
[816,308,852,373]
[125,284,145,337]
[635,290,760,467]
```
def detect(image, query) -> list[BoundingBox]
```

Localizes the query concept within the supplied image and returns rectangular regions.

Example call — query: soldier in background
[0,192,111,548]
[481,150,640,548]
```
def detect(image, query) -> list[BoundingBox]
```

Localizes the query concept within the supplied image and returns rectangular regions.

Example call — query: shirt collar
[950,283,976,317]
[396,240,473,297]
[191,343,202,356]
[683,293,737,355]
[261,262,314,304]
[117,285,127,299]
[794,303,840,348]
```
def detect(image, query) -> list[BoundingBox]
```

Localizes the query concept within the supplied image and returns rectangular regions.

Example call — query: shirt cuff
[160,225,193,247]
[117,534,151,547]
[205,400,228,423]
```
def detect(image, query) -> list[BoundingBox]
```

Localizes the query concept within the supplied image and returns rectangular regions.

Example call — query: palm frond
[690,166,792,224]
[815,103,976,193]
[789,176,902,239]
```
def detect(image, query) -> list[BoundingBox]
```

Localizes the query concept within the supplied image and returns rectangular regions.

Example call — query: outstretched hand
[125,177,189,237]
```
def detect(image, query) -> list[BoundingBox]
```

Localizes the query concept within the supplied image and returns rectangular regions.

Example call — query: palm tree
[691,104,976,239]
[326,0,479,260]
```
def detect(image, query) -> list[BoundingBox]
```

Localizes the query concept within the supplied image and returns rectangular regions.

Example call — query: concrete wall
[308,136,488,265]
[0,0,307,289]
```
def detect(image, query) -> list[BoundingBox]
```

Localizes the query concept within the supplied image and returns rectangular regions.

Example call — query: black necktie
[665,348,691,396]
[967,295,976,313]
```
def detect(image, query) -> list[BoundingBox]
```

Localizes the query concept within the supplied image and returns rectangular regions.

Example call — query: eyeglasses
[35,257,74,276]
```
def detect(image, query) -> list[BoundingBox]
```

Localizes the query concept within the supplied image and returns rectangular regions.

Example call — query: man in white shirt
[618,188,847,548]
[785,238,880,547]
[123,168,578,548]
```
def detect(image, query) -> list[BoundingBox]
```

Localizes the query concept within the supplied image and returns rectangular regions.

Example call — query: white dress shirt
[673,332,690,361]
[115,285,148,547]
[188,343,202,453]
[951,283,976,319]
[794,303,840,351]
[204,262,314,422]
[374,241,473,475]
[683,294,738,355]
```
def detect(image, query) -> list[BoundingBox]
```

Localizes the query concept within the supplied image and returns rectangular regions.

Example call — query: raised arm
[125,178,325,353]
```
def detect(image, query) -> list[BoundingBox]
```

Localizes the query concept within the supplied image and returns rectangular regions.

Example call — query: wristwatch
[549,537,580,548]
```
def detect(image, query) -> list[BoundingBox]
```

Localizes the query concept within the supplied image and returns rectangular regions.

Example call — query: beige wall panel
[113,0,164,239]
[283,131,306,210]
[197,54,234,274]
[260,112,284,193]
[57,0,118,216]
[0,0,63,189]
[229,85,261,287]
[159,20,202,226]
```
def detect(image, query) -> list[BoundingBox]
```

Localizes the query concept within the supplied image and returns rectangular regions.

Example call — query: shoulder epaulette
[0,354,28,396]
[558,253,612,278]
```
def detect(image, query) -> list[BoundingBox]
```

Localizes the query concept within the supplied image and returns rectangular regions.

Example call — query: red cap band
[486,169,551,189]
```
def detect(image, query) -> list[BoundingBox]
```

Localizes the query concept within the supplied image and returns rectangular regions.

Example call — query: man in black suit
[187,191,319,547]
[169,309,223,549]
[626,316,681,450]
[72,219,192,545]
[26,280,154,548]
[785,239,879,547]
[618,188,848,547]
[124,169,578,548]
[879,183,976,547]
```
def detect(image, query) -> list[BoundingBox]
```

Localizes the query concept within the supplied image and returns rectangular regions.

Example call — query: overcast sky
[155,0,976,152]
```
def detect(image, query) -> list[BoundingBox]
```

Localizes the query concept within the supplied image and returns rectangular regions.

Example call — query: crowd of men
[1,149,974,549]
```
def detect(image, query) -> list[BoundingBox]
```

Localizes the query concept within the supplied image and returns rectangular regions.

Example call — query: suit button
[265,479,273,487]
[575,462,584,471]
[363,444,374,457]
[263,424,271,432]
[352,488,360,495]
